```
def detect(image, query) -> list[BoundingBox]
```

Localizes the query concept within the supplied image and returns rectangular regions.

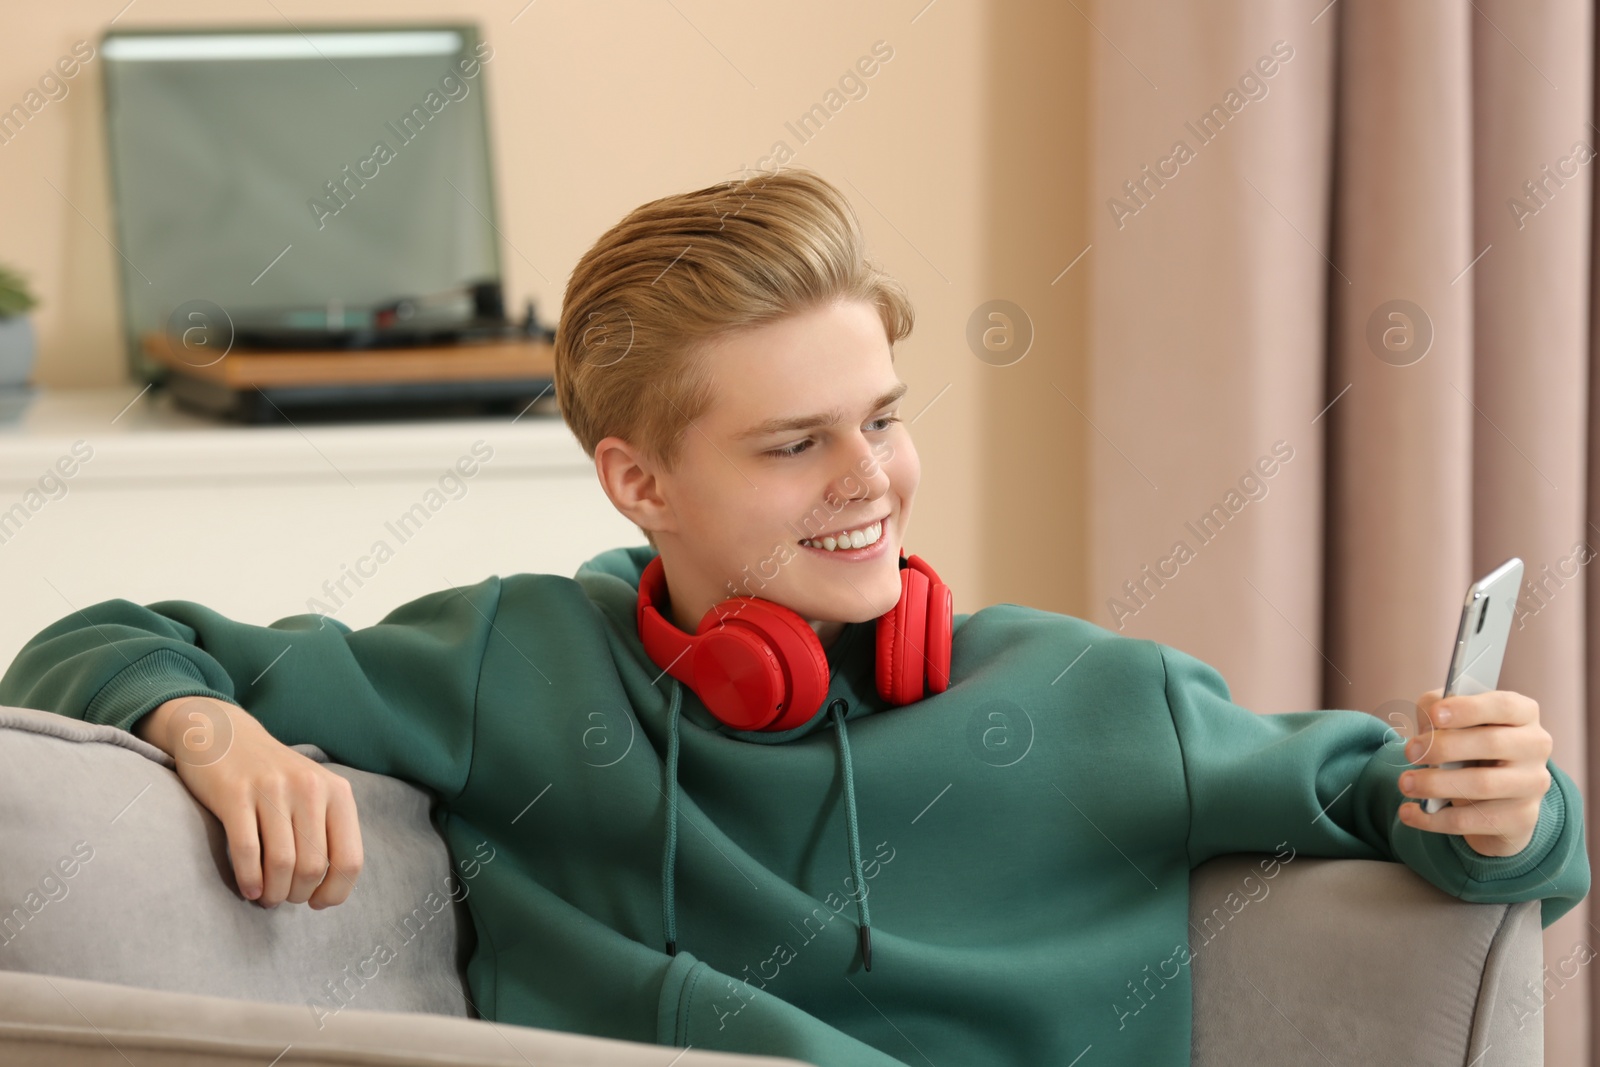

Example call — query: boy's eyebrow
[732,382,910,441]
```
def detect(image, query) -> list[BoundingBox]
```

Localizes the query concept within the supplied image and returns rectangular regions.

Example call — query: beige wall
[0,1,1089,619]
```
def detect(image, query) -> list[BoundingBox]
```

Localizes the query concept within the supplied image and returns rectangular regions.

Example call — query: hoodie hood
[574,543,884,971]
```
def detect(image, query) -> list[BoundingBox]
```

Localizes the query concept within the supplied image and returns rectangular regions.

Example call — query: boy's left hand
[1395,688,1553,857]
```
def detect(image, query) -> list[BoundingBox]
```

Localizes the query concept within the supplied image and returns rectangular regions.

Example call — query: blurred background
[0,1,1596,1061]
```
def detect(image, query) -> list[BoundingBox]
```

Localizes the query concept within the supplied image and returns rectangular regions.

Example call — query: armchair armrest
[0,704,471,1017]
[1190,852,1542,1066]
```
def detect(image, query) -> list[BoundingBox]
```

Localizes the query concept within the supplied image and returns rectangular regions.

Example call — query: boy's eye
[766,440,812,459]
[765,414,900,459]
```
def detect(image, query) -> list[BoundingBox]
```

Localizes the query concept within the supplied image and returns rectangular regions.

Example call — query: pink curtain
[1088,1,1594,1061]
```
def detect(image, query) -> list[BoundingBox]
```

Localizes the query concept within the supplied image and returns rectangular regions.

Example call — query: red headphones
[636,549,954,732]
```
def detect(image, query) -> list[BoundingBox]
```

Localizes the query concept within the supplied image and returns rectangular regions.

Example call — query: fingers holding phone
[1398,686,1552,855]
[1415,558,1522,816]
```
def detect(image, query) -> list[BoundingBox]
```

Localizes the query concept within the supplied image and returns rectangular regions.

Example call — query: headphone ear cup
[700,600,831,732]
[926,580,953,693]
[688,626,788,731]
[877,564,930,705]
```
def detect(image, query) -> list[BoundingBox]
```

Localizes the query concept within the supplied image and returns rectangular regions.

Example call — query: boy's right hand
[135,695,364,910]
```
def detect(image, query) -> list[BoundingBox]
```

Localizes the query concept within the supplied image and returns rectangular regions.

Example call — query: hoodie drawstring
[659,684,873,972]
[662,680,683,957]
[829,698,873,972]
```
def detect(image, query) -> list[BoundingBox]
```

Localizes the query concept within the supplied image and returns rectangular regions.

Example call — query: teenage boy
[0,168,1587,1067]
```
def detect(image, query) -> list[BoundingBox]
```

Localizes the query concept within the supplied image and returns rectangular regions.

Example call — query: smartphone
[1419,557,1524,814]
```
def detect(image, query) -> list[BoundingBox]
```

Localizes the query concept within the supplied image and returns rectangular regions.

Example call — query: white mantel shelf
[0,386,591,484]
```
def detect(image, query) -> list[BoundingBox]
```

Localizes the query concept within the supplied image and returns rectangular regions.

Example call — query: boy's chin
[808,573,905,624]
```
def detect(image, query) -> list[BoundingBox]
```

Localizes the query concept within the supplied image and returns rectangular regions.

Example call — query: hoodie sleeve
[0,578,501,802]
[1158,641,1590,929]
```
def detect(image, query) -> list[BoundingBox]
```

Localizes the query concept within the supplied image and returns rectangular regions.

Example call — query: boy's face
[612,297,919,650]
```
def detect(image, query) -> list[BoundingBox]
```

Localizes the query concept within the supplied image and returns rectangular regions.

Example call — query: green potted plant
[0,264,38,391]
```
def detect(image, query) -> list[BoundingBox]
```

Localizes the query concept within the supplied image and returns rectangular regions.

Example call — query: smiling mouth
[798,518,885,552]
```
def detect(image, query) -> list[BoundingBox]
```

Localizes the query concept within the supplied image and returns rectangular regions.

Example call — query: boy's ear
[593,436,674,537]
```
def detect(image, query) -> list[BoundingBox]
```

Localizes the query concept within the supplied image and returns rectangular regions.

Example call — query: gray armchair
[0,704,1541,1066]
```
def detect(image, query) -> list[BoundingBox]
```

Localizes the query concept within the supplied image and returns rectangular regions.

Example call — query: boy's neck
[664,586,848,655]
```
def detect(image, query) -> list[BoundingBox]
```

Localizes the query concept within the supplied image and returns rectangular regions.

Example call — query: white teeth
[801,520,882,552]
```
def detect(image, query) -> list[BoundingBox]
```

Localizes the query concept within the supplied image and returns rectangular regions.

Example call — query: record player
[101,23,550,423]
[144,282,557,424]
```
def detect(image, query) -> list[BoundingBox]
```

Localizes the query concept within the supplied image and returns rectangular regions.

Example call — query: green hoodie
[0,544,1587,1066]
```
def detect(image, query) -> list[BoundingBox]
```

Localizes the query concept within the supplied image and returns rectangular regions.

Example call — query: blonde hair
[553,166,915,548]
